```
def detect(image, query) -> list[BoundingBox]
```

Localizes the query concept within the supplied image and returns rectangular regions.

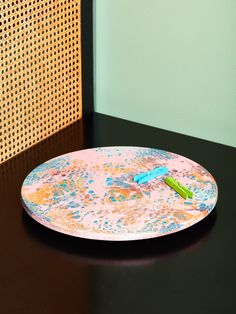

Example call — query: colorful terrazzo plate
[21,147,218,241]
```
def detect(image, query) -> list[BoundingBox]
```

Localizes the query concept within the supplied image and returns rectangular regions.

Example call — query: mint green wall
[94,0,236,147]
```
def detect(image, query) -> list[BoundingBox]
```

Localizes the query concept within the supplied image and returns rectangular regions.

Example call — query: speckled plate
[21,147,218,241]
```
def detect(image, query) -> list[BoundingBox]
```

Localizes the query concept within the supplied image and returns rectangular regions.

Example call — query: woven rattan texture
[0,0,82,164]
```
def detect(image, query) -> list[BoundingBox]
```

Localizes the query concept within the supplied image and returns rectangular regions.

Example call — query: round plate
[21,147,218,241]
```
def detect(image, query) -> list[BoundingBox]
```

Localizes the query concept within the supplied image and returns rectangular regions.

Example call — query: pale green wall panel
[94,0,236,147]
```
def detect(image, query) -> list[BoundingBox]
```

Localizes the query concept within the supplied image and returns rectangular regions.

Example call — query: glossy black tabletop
[0,113,235,314]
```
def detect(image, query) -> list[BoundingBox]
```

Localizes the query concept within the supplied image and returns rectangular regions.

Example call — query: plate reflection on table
[22,209,217,267]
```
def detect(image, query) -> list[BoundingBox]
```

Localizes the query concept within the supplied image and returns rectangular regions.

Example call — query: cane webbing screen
[0,0,82,164]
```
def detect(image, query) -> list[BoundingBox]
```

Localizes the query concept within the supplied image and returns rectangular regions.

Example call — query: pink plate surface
[21,147,218,241]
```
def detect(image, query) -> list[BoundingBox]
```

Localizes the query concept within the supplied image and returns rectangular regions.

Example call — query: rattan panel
[0,0,82,164]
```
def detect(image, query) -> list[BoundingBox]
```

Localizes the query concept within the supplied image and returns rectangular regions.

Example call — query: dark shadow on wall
[81,0,94,115]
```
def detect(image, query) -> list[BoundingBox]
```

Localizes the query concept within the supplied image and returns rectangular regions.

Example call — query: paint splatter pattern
[21,147,218,240]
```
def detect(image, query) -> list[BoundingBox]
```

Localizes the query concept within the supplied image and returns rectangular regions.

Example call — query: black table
[0,113,235,314]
